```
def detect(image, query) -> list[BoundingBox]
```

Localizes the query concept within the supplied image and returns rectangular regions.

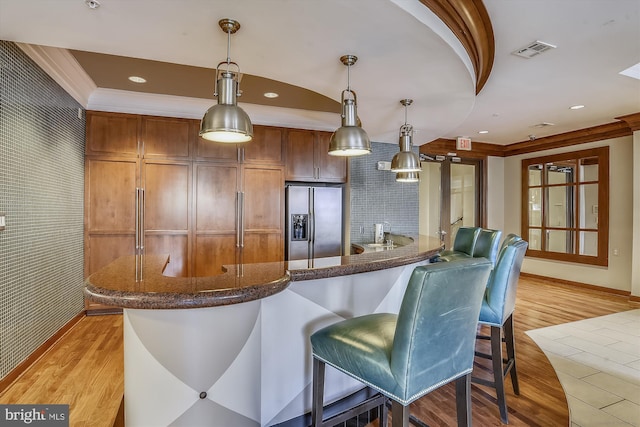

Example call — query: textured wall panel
[350,142,419,244]
[0,41,85,380]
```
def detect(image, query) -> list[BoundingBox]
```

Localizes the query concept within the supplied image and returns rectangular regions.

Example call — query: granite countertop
[84,235,443,309]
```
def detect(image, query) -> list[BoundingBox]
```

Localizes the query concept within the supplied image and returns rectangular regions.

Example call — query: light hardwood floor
[0,276,637,427]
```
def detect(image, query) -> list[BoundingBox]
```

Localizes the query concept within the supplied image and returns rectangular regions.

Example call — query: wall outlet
[0,213,5,230]
[613,248,619,256]
[376,161,391,171]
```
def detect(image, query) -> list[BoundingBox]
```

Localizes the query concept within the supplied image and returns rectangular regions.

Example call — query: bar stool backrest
[390,258,492,401]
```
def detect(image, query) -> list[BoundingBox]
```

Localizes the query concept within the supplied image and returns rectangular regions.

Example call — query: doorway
[419,157,482,249]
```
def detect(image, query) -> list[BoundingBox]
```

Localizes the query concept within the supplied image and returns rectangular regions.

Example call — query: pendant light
[200,19,253,143]
[396,171,420,183]
[328,55,371,157]
[391,99,421,173]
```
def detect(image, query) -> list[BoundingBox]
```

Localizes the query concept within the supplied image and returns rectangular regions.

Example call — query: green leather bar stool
[472,238,528,423]
[438,226,480,262]
[310,258,493,427]
[471,228,502,266]
[499,233,522,253]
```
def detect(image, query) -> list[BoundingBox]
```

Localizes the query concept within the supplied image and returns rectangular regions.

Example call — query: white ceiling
[1,0,639,146]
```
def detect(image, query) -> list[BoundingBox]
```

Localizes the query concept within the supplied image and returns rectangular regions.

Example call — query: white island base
[123,259,430,426]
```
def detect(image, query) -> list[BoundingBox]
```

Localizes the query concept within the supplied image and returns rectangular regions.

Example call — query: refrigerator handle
[309,187,315,259]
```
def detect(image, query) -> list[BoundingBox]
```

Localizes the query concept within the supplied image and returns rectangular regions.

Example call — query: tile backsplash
[350,142,419,244]
[0,41,85,381]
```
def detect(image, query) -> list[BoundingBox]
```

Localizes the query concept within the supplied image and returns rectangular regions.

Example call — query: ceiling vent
[512,40,557,59]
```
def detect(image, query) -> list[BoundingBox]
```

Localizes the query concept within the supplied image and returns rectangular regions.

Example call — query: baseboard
[520,272,632,297]
[86,307,123,316]
[0,312,85,394]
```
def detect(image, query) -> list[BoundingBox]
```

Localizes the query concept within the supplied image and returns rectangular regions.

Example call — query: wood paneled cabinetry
[193,162,283,276]
[84,111,284,311]
[285,129,347,182]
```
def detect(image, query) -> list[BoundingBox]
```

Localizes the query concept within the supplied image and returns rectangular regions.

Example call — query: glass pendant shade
[199,19,253,143]
[200,71,253,143]
[329,97,371,156]
[396,171,420,182]
[328,55,371,157]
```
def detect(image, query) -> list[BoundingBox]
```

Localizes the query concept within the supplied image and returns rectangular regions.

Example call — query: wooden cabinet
[242,165,284,263]
[85,112,285,310]
[84,157,137,274]
[142,116,192,159]
[86,112,139,157]
[142,160,191,277]
[285,129,347,182]
[244,126,284,165]
[195,125,284,165]
[192,157,284,275]
[316,132,348,182]
[193,163,240,276]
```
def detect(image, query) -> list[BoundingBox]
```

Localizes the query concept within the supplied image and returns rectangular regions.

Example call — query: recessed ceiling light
[569,105,585,110]
[128,76,146,84]
[478,130,489,134]
[263,92,279,98]
[619,62,640,80]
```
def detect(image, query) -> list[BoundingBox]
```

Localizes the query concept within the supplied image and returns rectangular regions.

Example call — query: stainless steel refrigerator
[285,185,343,260]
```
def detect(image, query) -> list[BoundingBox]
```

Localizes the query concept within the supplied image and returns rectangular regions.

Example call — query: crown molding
[615,112,640,131]
[17,43,96,108]
[421,115,638,158]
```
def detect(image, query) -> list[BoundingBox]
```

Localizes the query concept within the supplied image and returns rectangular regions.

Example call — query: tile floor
[526,309,640,427]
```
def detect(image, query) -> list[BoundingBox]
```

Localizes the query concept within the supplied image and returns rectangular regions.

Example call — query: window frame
[521,147,609,266]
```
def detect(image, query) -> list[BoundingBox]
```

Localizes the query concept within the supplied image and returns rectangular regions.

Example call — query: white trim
[87,88,340,132]
[16,43,96,108]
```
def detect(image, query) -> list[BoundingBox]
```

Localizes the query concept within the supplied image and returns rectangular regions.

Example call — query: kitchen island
[84,235,443,427]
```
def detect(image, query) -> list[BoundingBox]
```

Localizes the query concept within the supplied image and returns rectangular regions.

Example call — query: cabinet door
[86,112,139,157]
[243,233,283,264]
[194,235,238,277]
[84,157,138,309]
[243,126,283,165]
[242,165,284,262]
[142,116,192,159]
[195,119,239,162]
[142,161,191,276]
[193,163,240,275]
[316,131,347,182]
[285,129,316,181]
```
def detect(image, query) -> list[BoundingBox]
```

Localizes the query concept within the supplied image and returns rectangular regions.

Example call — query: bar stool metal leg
[391,400,409,427]
[311,357,325,427]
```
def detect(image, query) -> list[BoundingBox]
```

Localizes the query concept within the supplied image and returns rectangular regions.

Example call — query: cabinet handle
[240,191,245,248]
[140,188,145,281]
[236,192,241,248]
[135,187,140,281]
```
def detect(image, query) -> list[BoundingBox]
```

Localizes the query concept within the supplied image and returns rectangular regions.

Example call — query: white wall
[632,130,640,298]
[486,156,505,231]
[497,136,634,293]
